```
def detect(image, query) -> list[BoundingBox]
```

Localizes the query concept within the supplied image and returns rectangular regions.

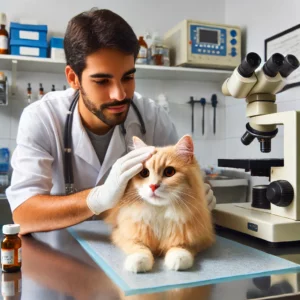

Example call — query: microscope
[213,51,300,244]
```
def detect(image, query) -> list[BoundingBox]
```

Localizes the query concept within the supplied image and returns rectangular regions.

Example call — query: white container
[51,48,65,61]
[49,37,65,61]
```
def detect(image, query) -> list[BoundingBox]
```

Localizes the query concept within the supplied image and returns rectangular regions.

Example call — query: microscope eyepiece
[263,53,284,77]
[279,54,300,78]
[241,131,255,145]
[238,52,261,78]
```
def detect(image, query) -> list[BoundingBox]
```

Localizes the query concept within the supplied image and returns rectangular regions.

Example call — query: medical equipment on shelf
[163,19,241,70]
[10,22,48,57]
[213,51,300,244]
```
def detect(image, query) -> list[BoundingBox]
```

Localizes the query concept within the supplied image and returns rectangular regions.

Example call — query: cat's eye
[140,168,150,178]
[163,166,176,177]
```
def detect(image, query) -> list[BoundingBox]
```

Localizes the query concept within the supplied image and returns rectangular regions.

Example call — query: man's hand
[204,183,216,211]
[86,147,155,215]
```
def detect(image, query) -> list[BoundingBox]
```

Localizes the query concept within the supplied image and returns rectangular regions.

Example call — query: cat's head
[130,135,200,207]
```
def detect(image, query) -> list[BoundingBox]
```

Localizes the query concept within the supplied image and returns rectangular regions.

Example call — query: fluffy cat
[104,135,215,273]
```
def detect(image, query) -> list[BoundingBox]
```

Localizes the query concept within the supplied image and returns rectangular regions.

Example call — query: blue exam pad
[68,221,300,296]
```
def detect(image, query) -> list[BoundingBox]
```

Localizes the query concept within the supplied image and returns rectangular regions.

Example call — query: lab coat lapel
[72,102,101,172]
[97,126,126,183]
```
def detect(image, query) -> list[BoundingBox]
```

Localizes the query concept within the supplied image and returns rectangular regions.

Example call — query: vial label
[18,248,22,263]
[1,281,15,297]
[138,47,147,59]
[0,36,8,50]
[1,249,14,265]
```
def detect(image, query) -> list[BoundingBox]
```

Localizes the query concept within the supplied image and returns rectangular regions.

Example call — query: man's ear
[65,65,80,90]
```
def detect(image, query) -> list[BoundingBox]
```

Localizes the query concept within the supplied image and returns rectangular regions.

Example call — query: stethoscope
[64,90,146,195]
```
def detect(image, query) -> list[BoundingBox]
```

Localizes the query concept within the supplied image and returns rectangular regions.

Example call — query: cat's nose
[149,184,160,192]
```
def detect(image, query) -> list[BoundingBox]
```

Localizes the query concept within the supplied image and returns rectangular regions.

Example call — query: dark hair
[64,8,140,79]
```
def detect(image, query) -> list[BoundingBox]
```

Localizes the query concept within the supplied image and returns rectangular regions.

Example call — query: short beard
[80,87,132,127]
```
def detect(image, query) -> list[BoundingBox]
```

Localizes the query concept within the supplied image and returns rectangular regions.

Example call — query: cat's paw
[165,248,194,271]
[125,253,153,273]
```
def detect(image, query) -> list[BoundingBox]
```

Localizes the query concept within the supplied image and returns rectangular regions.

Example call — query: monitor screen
[199,29,218,44]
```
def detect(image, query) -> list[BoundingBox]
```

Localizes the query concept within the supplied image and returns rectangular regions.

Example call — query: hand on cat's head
[132,135,194,163]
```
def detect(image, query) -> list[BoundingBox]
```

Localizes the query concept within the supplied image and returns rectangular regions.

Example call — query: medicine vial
[1,225,22,273]
[0,13,8,54]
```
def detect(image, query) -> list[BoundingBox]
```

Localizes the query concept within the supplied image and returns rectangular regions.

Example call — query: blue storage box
[50,37,64,49]
[49,37,65,60]
[10,22,48,42]
[10,39,48,58]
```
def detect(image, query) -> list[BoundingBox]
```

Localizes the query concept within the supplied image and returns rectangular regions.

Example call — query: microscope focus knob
[266,180,294,207]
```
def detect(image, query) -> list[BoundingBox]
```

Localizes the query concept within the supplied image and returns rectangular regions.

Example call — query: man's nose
[110,82,126,101]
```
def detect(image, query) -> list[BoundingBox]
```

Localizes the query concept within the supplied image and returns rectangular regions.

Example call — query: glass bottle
[1,224,22,273]
[0,13,9,55]
[136,36,148,65]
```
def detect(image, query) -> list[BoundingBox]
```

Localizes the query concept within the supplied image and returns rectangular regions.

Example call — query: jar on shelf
[136,36,148,65]
[0,13,8,55]
[150,35,170,66]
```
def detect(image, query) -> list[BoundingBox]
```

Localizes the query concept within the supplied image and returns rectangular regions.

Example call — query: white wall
[225,0,300,196]
[0,0,227,168]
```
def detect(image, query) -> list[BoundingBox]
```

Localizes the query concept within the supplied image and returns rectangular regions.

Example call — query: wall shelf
[0,54,231,94]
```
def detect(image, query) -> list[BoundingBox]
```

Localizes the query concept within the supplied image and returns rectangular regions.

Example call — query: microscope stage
[218,158,284,169]
[213,203,300,243]
[218,159,284,177]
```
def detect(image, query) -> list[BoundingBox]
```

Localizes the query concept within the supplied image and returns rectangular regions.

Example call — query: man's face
[79,48,136,128]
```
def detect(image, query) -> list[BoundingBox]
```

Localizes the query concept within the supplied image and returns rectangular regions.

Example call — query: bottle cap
[2,224,20,235]
[0,13,7,26]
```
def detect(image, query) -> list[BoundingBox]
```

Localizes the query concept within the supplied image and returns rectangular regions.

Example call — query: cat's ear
[132,136,148,149]
[175,135,194,161]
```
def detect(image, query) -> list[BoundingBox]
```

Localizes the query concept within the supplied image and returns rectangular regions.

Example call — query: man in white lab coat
[6,9,216,234]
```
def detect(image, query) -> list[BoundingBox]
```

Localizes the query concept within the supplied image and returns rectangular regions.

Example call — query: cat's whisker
[174,190,207,213]
[171,193,195,218]
[174,190,199,201]
[174,197,196,219]
[179,199,208,223]
[172,194,206,230]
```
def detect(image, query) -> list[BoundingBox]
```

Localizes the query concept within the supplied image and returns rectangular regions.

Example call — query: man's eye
[122,76,134,82]
[95,79,109,86]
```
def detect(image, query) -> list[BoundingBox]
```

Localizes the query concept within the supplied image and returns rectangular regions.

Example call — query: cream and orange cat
[104,135,215,273]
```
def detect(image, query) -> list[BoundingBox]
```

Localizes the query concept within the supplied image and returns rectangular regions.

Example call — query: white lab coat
[6,88,178,212]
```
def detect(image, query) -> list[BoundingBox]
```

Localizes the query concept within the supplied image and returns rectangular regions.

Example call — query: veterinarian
[6,9,216,235]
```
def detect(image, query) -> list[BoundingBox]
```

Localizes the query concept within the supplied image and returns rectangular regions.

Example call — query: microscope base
[213,203,300,243]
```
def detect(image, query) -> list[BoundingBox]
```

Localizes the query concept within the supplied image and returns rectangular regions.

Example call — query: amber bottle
[0,13,9,55]
[136,36,148,65]
[1,225,22,273]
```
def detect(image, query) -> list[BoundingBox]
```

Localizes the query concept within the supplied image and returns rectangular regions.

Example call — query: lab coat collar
[72,102,101,173]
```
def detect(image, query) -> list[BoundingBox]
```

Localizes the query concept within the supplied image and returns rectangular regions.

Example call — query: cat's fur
[104,135,215,273]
